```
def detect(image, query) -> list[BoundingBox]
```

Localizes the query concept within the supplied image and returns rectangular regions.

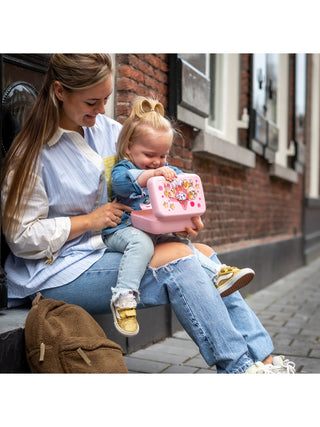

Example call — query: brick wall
[114,53,304,249]
[115,54,169,124]
[188,154,303,248]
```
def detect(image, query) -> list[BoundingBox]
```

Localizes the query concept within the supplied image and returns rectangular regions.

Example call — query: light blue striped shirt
[2,114,122,299]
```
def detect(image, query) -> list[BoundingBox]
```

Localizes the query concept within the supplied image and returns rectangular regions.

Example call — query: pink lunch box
[131,173,206,234]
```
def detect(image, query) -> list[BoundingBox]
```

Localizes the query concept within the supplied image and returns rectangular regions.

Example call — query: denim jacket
[102,159,182,236]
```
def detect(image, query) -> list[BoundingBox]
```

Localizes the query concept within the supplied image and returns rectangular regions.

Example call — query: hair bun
[153,102,164,116]
[135,97,164,117]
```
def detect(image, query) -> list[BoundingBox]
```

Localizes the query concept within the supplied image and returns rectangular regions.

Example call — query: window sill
[269,163,298,184]
[177,106,206,130]
[192,130,256,168]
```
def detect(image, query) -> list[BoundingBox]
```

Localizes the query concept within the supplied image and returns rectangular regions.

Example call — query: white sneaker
[272,355,296,374]
[245,361,276,374]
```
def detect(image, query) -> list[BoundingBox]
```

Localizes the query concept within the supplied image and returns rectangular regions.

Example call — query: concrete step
[0,308,30,373]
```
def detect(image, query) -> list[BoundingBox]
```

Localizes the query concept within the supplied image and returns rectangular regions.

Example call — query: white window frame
[275,54,291,167]
[193,53,255,169]
[309,54,320,198]
[206,53,247,146]
[269,54,298,183]
[104,54,116,119]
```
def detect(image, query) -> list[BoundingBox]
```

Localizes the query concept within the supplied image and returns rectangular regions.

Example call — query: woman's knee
[150,242,193,268]
[193,243,215,257]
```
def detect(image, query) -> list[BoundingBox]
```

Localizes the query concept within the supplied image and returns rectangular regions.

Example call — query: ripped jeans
[38,249,274,373]
[102,226,220,304]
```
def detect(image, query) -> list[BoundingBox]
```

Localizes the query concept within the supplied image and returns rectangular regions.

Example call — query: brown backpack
[24,293,128,373]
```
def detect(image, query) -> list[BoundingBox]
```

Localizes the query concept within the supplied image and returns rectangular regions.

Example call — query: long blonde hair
[116,97,175,162]
[1,54,113,235]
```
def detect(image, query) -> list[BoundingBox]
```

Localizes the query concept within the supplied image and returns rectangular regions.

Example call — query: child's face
[126,128,173,170]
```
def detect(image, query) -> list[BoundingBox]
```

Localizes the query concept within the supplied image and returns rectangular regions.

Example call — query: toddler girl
[102,97,254,336]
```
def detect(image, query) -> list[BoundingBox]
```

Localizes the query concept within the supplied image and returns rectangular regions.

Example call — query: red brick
[169,158,184,169]
[118,65,144,84]
[136,86,149,97]
[143,54,161,69]
[116,104,132,116]
[117,77,138,92]
[137,60,154,76]
[117,92,137,104]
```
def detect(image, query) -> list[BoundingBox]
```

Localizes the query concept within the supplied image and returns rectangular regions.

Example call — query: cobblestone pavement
[124,256,320,373]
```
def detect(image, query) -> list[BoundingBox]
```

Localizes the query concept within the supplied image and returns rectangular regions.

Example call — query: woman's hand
[176,216,204,239]
[89,199,132,230]
[68,199,132,241]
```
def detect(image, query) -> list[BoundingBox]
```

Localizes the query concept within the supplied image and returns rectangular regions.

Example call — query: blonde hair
[1,54,113,235]
[116,97,174,162]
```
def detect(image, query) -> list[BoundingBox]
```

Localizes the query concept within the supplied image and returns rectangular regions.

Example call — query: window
[251,53,280,160]
[253,54,267,116]
[292,53,306,174]
[252,53,279,124]
[179,54,206,74]
[309,54,320,198]
[295,54,306,146]
[252,53,299,183]
[208,54,224,131]
[177,53,245,143]
[179,53,255,168]
[206,54,249,148]
[175,53,210,128]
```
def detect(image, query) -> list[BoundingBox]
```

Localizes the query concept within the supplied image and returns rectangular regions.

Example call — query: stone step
[0,308,30,373]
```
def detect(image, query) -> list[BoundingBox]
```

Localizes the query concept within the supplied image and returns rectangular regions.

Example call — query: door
[0,54,50,307]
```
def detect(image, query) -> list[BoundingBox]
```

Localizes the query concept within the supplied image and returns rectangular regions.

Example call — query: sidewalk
[123,256,320,373]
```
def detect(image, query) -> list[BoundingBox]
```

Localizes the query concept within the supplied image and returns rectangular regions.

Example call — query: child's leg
[103,226,154,336]
[191,245,220,281]
[154,234,254,297]
[188,243,255,298]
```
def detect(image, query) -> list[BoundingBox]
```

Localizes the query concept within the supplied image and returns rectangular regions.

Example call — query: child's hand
[137,167,177,187]
[154,166,177,181]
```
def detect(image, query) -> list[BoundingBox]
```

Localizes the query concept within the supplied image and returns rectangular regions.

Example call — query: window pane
[253,54,267,115]
[208,54,223,130]
[265,53,279,124]
[295,53,306,144]
[179,54,206,74]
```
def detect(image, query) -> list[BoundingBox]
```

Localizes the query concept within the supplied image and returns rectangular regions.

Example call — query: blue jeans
[103,226,220,302]
[103,227,155,302]
[37,251,273,373]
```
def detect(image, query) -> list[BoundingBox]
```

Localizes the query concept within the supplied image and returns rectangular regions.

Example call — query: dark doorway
[0,54,50,307]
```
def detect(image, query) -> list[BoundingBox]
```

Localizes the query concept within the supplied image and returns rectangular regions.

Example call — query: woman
[1,54,295,374]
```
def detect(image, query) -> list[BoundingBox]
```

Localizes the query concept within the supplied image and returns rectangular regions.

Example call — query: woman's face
[54,76,113,131]
[126,127,173,170]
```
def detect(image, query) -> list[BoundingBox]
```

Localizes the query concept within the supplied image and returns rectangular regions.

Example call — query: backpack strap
[32,292,44,306]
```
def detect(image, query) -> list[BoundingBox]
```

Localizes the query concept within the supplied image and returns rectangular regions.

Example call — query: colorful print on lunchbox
[131,173,206,234]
